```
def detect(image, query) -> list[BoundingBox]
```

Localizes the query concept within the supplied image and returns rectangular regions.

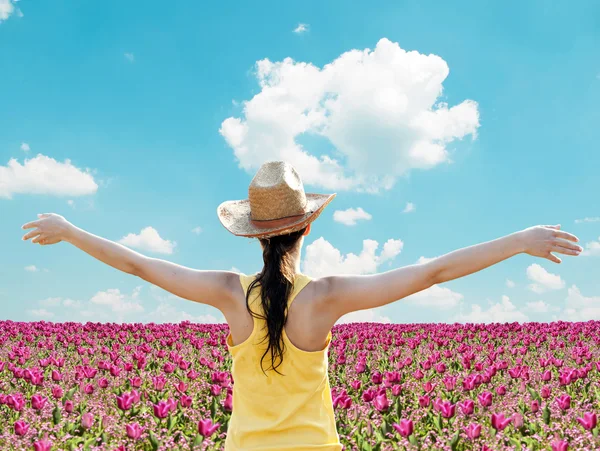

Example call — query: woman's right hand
[21,213,75,246]
[518,225,582,263]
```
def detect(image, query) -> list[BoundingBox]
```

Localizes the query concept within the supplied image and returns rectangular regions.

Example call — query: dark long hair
[246,226,307,376]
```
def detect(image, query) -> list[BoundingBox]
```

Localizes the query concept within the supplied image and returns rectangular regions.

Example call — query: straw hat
[217,161,336,239]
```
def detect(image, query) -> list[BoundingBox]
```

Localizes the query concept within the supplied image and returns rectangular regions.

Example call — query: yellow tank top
[224,273,342,451]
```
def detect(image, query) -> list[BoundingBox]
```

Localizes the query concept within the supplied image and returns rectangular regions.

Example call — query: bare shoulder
[310,265,437,320]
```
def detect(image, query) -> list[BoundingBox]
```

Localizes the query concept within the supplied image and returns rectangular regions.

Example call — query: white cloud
[293,23,309,33]
[67,199,75,208]
[561,285,600,321]
[219,38,480,193]
[302,236,403,277]
[524,300,559,313]
[191,226,203,235]
[27,309,55,319]
[581,237,600,256]
[506,279,516,288]
[575,217,600,224]
[526,263,565,293]
[20,142,30,152]
[452,295,529,324]
[416,256,436,264]
[404,284,463,310]
[24,265,38,272]
[124,52,135,62]
[333,207,372,226]
[402,202,415,213]
[118,226,176,254]
[0,154,98,199]
[90,287,144,314]
[144,303,222,324]
[336,308,391,324]
[230,266,241,273]
[0,0,16,21]
[39,297,62,307]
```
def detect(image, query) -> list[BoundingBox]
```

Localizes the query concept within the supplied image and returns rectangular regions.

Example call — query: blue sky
[1,0,599,325]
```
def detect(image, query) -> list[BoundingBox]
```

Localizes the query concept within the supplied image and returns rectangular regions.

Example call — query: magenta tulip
[393,419,414,437]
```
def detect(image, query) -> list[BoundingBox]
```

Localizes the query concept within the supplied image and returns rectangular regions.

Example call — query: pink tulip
[512,412,524,429]
[33,437,52,451]
[180,395,193,408]
[98,377,109,388]
[64,400,74,413]
[14,420,29,436]
[531,400,540,413]
[51,385,63,399]
[438,400,456,419]
[126,423,144,440]
[81,412,94,429]
[373,393,390,412]
[478,391,493,407]
[465,423,481,439]
[491,413,511,431]
[392,419,414,437]
[31,394,47,410]
[418,395,430,408]
[371,372,383,384]
[459,399,474,415]
[153,401,170,419]
[556,394,571,411]
[577,412,598,430]
[198,418,220,437]
[224,393,233,412]
[551,439,569,451]
[541,386,551,399]
[116,392,135,411]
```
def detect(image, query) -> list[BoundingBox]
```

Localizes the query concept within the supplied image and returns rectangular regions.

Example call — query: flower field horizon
[1,319,599,450]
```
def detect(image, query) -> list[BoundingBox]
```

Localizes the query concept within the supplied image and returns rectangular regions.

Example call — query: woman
[21,160,582,450]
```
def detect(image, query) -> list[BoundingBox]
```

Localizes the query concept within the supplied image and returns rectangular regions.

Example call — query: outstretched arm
[320,225,582,321]
[21,213,238,312]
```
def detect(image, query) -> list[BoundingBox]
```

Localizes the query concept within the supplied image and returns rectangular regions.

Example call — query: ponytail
[246,227,307,376]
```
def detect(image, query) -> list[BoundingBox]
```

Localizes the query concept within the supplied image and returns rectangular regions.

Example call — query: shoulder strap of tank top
[288,273,312,307]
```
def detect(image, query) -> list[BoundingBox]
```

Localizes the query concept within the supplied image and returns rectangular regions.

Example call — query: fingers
[546,253,562,264]
[31,234,45,244]
[22,230,42,241]
[22,220,41,230]
[552,244,581,256]
[553,238,583,252]
[554,230,579,243]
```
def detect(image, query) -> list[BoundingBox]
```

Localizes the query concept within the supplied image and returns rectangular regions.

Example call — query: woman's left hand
[21,213,75,245]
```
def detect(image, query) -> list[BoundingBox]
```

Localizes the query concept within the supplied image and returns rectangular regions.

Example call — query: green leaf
[52,406,61,425]
[433,414,443,432]
[450,431,460,451]
[149,431,160,451]
[593,427,599,438]
[167,414,175,431]
[192,434,203,449]
[527,386,541,402]
[361,441,372,451]
[63,387,77,403]
[409,434,419,447]
[542,406,551,425]
[509,437,521,448]
[381,419,389,437]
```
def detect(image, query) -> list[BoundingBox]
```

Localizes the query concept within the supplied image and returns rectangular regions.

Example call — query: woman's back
[224,272,342,451]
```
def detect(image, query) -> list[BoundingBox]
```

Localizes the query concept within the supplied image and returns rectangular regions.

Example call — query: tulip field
[1,320,599,451]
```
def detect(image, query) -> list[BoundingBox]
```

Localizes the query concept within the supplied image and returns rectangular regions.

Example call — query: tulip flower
[153,401,170,419]
[33,437,52,451]
[374,393,390,412]
[14,420,29,436]
[478,391,493,407]
[556,394,571,411]
[31,394,47,411]
[198,418,220,437]
[577,412,598,430]
[81,412,94,429]
[392,419,414,437]
[551,439,569,451]
[126,423,144,440]
[465,423,481,439]
[491,413,511,431]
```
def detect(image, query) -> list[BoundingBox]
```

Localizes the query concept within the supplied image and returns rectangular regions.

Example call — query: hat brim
[217,193,336,239]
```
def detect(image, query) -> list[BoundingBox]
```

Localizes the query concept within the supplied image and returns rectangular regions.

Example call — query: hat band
[250,213,307,229]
